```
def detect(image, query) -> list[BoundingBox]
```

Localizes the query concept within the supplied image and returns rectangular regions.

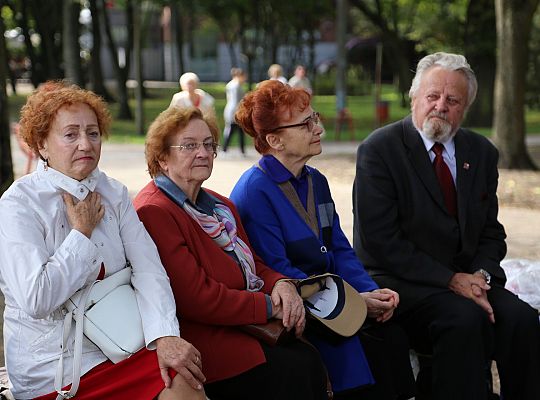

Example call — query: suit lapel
[402,117,447,213]
[454,130,473,230]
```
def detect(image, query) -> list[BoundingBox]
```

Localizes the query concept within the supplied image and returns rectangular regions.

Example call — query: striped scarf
[182,201,264,292]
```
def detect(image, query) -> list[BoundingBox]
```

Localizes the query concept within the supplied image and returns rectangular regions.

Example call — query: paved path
[102,141,540,260]
[10,137,540,259]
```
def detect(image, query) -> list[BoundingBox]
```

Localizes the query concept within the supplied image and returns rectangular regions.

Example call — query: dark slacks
[204,339,328,400]
[222,123,245,154]
[333,321,416,400]
[397,286,540,400]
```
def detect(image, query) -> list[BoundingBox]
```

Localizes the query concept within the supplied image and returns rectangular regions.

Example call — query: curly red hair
[234,80,311,154]
[19,81,111,158]
[145,107,219,178]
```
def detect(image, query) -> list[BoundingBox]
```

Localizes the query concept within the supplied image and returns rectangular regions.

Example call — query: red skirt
[35,349,176,400]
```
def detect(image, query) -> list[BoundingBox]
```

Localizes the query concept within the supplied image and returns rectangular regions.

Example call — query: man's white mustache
[428,111,448,121]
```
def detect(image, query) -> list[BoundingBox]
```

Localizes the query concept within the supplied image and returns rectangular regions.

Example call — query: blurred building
[100,5,339,82]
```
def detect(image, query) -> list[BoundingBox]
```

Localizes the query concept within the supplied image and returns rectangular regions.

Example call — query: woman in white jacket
[0,81,206,400]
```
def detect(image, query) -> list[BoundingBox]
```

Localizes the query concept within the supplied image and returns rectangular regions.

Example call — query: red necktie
[432,143,457,216]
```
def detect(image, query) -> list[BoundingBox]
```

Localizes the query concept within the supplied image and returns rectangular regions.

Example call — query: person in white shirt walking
[223,68,247,154]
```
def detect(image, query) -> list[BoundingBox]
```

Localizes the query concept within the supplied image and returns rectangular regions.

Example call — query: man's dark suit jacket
[353,116,507,313]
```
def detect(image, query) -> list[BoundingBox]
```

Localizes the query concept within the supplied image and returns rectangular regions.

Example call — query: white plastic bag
[501,259,540,310]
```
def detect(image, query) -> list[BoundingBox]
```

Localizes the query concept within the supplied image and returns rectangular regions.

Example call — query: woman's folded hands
[270,280,306,337]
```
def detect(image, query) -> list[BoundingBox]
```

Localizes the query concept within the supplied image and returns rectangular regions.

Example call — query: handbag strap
[55,282,95,400]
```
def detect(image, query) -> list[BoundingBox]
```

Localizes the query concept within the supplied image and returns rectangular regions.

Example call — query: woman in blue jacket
[230,80,415,400]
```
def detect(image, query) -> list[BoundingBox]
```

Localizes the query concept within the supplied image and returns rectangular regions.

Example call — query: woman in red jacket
[134,106,328,400]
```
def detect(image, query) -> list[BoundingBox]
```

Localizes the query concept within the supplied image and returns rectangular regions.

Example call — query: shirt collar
[36,159,100,200]
[258,155,310,184]
[154,174,217,215]
[416,130,456,158]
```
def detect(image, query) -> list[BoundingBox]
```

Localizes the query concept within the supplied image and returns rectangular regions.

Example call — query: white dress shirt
[417,131,457,184]
[0,160,180,399]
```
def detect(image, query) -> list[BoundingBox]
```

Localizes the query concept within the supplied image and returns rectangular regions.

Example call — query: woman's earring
[44,158,49,171]
[279,144,285,151]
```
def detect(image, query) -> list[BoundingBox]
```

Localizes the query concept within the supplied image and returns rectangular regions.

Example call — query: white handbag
[55,267,145,399]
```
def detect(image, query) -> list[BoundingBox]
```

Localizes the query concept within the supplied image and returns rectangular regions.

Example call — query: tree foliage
[349,0,422,106]
[2,0,61,87]
[349,0,495,119]
[1,0,539,172]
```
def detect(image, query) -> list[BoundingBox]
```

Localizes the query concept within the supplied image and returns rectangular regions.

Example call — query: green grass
[7,83,540,145]
[525,107,540,134]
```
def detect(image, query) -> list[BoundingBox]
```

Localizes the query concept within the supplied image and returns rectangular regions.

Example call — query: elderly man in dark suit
[353,52,540,400]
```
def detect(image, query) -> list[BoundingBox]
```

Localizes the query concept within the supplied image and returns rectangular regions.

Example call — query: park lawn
[6,83,540,144]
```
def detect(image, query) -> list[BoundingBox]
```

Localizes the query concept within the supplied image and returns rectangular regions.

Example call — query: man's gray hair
[409,52,478,109]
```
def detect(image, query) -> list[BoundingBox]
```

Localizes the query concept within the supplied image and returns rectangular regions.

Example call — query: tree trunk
[493,0,539,169]
[239,7,261,88]
[18,0,42,86]
[308,29,316,89]
[5,52,17,94]
[101,0,132,120]
[383,35,414,107]
[30,0,62,79]
[186,2,195,59]
[227,42,237,68]
[120,0,134,119]
[464,0,496,127]
[63,0,84,86]
[238,11,253,90]
[335,0,347,112]
[171,3,185,76]
[0,10,14,195]
[89,0,113,101]
[133,0,144,136]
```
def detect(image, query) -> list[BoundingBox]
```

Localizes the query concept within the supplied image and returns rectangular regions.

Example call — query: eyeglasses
[170,142,219,153]
[271,112,320,132]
